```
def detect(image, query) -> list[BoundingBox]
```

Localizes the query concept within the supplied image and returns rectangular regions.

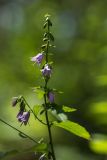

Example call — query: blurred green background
[0,0,107,159]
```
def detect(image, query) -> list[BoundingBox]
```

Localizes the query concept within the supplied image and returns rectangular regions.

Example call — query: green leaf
[35,90,45,99]
[53,120,90,140]
[33,105,42,116]
[49,109,68,122]
[62,106,77,112]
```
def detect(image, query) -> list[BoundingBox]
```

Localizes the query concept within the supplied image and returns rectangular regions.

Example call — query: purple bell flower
[48,91,54,103]
[17,111,30,125]
[17,111,23,121]
[31,53,44,65]
[41,64,52,77]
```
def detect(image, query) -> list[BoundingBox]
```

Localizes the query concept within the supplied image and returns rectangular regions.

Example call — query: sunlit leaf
[49,109,68,122]
[33,105,42,116]
[53,120,90,140]
[35,90,45,99]
[62,106,77,112]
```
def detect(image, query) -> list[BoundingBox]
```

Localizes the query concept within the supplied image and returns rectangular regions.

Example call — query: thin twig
[22,96,47,126]
[0,118,38,144]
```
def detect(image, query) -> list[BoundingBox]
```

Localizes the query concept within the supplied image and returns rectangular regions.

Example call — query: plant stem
[0,118,38,144]
[44,92,56,160]
[22,96,47,126]
[43,17,56,160]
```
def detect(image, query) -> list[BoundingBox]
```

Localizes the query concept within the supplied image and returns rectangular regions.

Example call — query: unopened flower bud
[12,97,18,107]
[48,91,54,103]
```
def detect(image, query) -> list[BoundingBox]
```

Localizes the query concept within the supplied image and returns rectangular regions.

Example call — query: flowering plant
[0,14,90,160]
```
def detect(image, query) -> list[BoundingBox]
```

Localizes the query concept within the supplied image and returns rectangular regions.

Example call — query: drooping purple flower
[31,53,44,65]
[41,64,52,77]
[12,97,18,107]
[17,111,30,125]
[48,91,54,103]
[17,111,23,121]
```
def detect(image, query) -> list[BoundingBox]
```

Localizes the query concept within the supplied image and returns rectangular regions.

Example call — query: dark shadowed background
[0,0,107,159]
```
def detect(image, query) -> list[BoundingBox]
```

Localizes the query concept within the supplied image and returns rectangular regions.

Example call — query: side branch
[0,118,38,144]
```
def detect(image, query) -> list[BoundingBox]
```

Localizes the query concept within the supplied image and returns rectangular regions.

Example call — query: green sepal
[53,120,91,140]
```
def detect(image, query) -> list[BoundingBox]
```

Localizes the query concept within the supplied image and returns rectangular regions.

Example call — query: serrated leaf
[53,120,90,140]
[33,105,42,116]
[62,106,77,112]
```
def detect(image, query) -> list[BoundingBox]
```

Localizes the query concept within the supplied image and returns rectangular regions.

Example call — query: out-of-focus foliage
[0,0,107,159]
[90,134,107,154]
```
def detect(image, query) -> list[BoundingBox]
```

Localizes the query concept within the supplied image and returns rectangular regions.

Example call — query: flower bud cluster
[12,96,30,125]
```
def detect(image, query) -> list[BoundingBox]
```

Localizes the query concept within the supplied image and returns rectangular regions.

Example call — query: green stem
[0,118,38,144]
[22,96,47,126]
[44,19,56,160]
[44,92,56,160]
